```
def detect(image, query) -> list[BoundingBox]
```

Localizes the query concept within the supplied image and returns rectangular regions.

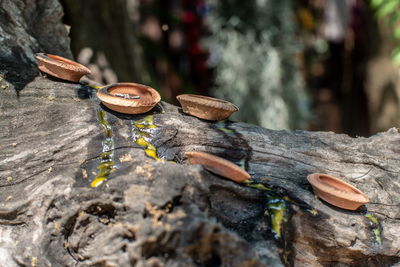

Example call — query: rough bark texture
[61,0,148,85]
[1,1,400,267]
[0,0,71,91]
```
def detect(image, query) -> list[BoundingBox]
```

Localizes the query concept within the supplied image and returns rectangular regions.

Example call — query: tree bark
[0,0,71,91]
[61,0,148,85]
[1,1,400,266]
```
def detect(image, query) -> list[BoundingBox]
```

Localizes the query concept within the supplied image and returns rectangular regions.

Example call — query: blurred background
[60,0,400,136]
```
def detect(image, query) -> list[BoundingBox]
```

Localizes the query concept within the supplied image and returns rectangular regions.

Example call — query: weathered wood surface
[1,75,400,266]
[0,0,71,91]
[1,0,400,266]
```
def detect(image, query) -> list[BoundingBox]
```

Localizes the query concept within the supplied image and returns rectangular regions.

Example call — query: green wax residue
[98,110,112,138]
[243,179,284,238]
[242,180,286,239]
[308,208,318,216]
[243,178,319,239]
[214,120,234,133]
[237,158,246,170]
[364,212,382,245]
[364,212,379,224]
[91,110,116,188]
[242,179,272,191]
[86,84,103,90]
[132,115,161,161]
[266,197,287,239]
[243,179,318,216]
[282,196,319,216]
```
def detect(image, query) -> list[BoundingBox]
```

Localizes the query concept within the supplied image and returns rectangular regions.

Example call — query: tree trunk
[61,0,148,85]
[1,1,400,266]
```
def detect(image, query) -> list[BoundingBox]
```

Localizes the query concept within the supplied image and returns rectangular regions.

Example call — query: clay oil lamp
[96,82,161,114]
[35,53,91,82]
[185,151,250,183]
[176,94,238,121]
[307,173,369,210]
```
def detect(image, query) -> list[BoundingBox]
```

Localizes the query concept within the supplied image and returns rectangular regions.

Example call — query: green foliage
[392,47,400,65]
[375,0,398,17]
[371,0,400,64]
[205,0,310,130]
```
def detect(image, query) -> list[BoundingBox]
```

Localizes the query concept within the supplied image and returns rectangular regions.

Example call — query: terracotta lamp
[35,53,91,82]
[96,83,161,114]
[185,151,250,183]
[307,173,369,210]
[177,94,238,121]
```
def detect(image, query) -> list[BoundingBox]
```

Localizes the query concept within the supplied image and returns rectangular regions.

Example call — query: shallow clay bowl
[177,94,238,121]
[185,151,250,183]
[35,53,91,82]
[96,82,161,114]
[307,173,369,210]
